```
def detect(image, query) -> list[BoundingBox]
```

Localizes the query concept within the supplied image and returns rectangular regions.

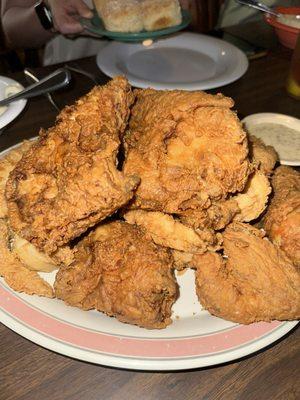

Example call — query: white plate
[0,76,27,129]
[242,113,300,166]
[0,144,297,371]
[96,32,249,90]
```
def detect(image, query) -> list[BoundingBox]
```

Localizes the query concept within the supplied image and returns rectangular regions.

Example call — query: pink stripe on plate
[0,284,281,358]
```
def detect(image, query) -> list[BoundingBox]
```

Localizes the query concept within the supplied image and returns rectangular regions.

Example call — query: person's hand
[46,0,93,34]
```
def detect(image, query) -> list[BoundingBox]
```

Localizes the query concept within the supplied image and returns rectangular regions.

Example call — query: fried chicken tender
[248,135,278,175]
[6,77,139,254]
[193,222,300,324]
[0,219,53,297]
[234,170,271,222]
[124,89,251,213]
[0,141,33,218]
[54,221,178,329]
[263,166,300,268]
[124,209,221,253]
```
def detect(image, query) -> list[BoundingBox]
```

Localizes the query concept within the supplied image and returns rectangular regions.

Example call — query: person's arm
[1,0,93,49]
[1,0,54,48]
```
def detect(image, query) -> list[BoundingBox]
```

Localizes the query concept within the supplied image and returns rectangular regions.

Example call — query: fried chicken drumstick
[193,223,300,324]
[55,221,178,329]
[6,77,138,254]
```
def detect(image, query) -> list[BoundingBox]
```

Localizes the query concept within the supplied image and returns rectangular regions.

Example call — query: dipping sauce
[248,123,300,162]
[0,84,23,117]
[277,14,300,29]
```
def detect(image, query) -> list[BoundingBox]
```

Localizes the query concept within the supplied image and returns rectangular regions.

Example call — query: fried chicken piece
[180,170,271,229]
[0,219,53,297]
[0,141,33,218]
[248,135,278,175]
[0,142,59,272]
[263,166,300,268]
[124,89,251,213]
[172,249,194,270]
[193,222,300,324]
[124,209,221,253]
[178,198,240,231]
[234,170,271,222]
[54,221,178,329]
[6,77,139,254]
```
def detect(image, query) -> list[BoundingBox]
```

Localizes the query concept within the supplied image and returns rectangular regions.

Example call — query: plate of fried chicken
[0,77,299,370]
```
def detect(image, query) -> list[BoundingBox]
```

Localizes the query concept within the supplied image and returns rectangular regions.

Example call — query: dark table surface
[0,41,299,400]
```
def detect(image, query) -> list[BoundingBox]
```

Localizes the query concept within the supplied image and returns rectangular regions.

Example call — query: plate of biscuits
[81,0,191,42]
[0,77,299,371]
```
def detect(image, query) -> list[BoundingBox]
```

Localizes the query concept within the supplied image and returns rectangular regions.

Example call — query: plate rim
[0,76,27,129]
[0,301,297,370]
[96,32,249,90]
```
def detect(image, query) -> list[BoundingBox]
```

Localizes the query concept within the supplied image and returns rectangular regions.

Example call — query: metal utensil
[0,68,71,107]
[235,0,280,17]
[65,64,101,85]
[24,68,60,112]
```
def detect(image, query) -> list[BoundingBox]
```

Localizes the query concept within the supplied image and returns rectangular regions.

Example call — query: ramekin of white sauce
[242,113,300,166]
[0,84,23,117]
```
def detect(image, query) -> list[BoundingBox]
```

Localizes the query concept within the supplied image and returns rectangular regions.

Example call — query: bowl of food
[264,6,300,49]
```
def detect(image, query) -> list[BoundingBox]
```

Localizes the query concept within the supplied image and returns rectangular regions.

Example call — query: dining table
[0,32,299,400]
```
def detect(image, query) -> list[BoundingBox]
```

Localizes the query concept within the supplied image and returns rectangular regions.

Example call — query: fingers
[75,1,93,19]
[53,14,84,35]
[50,0,92,35]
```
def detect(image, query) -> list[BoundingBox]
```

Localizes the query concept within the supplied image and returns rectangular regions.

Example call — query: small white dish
[96,32,249,90]
[242,113,300,166]
[0,76,27,129]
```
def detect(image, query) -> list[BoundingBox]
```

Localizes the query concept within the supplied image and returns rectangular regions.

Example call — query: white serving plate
[96,32,249,90]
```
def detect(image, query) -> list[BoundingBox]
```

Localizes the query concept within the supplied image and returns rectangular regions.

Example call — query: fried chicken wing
[193,222,300,324]
[0,219,53,297]
[124,209,221,254]
[263,166,300,268]
[124,89,251,213]
[54,221,178,329]
[6,77,139,254]
[248,135,278,175]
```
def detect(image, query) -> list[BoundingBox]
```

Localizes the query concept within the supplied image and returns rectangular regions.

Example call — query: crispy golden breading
[0,142,59,272]
[178,198,240,231]
[0,219,53,297]
[124,209,221,253]
[171,249,193,271]
[6,77,139,254]
[124,89,251,213]
[55,221,178,329]
[263,166,300,268]
[234,170,271,222]
[193,223,300,324]
[0,141,33,218]
[248,135,278,175]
